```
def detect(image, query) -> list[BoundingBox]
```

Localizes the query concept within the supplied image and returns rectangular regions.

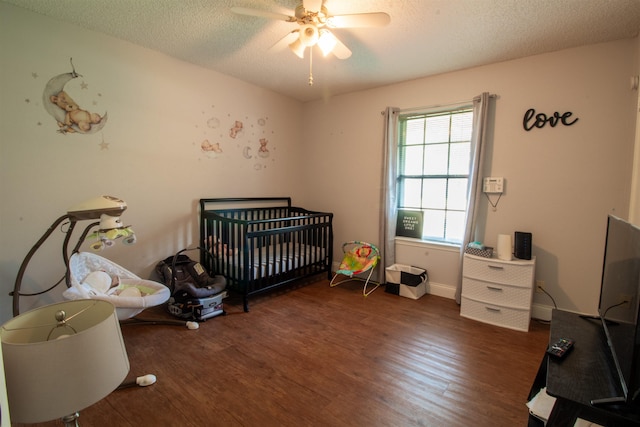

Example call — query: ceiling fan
[231,0,390,85]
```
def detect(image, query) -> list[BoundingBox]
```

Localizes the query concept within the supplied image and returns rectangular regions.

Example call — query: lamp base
[62,412,80,427]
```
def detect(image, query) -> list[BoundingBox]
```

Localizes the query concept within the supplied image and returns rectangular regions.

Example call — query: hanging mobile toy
[86,214,136,251]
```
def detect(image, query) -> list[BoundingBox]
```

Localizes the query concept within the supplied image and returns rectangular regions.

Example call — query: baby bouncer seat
[64,251,171,321]
[330,241,381,296]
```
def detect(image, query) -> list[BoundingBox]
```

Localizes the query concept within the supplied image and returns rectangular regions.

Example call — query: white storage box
[385,264,428,300]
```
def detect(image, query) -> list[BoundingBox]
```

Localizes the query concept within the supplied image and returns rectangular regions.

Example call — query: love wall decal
[523,108,579,131]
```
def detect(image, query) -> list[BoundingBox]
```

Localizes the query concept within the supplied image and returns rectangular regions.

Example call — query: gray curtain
[379,107,400,276]
[455,92,492,304]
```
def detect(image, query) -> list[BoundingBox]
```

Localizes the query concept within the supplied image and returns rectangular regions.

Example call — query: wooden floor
[16,277,550,427]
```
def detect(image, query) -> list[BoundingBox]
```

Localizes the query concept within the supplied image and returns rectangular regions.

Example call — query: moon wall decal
[42,62,108,134]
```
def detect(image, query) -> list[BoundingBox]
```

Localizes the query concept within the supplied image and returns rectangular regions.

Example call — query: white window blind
[397,106,473,244]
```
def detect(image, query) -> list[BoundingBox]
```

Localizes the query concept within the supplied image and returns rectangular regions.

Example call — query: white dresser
[460,253,536,332]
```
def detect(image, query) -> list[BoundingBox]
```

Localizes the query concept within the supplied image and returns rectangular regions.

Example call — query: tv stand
[528,309,640,426]
[591,396,627,406]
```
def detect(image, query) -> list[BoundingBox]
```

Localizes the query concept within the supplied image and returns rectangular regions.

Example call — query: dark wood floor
[16,277,550,427]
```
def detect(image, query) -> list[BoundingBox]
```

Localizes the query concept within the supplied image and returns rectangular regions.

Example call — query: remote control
[547,338,575,359]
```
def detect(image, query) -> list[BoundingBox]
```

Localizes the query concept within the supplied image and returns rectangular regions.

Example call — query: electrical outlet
[536,280,545,293]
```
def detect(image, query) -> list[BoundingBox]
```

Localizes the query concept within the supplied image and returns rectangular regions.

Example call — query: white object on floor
[186,321,200,330]
[136,374,156,387]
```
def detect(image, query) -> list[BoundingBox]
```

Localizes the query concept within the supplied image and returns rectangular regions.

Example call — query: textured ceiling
[4,0,640,102]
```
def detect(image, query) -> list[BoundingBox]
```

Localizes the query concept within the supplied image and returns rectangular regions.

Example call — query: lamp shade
[1,300,129,423]
[289,37,306,58]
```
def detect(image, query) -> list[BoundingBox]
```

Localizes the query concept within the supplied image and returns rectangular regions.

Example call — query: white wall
[301,38,639,316]
[0,3,304,322]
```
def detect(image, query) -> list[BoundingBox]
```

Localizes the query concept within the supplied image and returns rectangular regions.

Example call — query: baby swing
[10,196,196,390]
[64,251,171,321]
[330,241,381,296]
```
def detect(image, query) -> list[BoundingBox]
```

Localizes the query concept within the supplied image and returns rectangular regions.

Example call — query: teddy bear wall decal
[42,58,108,134]
[197,109,276,171]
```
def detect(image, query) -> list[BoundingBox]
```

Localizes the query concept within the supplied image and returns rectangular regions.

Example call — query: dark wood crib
[199,198,333,312]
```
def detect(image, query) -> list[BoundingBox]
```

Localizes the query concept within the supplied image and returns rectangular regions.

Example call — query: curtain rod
[382,93,498,115]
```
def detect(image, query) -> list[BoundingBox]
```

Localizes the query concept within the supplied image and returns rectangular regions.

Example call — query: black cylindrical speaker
[514,231,532,260]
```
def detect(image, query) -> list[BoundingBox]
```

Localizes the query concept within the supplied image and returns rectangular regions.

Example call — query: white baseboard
[531,303,553,322]
[333,262,552,322]
[426,281,456,300]
[332,261,457,301]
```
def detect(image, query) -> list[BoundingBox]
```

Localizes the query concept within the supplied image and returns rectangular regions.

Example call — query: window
[397,106,473,244]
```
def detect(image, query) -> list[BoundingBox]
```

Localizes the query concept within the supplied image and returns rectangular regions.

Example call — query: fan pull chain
[308,47,314,86]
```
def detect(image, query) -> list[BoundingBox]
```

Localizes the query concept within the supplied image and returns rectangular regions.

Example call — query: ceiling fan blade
[331,35,352,59]
[269,30,300,52]
[327,12,391,28]
[303,0,323,12]
[230,7,295,22]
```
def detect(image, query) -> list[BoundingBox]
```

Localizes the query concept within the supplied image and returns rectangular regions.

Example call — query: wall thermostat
[483,177,504,194]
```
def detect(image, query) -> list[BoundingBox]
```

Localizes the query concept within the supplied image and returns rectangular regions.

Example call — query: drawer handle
[486,285,503,292]
[485,306,501,313]
[488,265,504,270]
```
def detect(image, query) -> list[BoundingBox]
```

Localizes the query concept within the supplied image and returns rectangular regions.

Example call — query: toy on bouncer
[330,241,381,297]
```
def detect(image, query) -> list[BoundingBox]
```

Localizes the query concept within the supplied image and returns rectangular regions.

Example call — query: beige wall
[1,3,638,323]
[300,39,639,317]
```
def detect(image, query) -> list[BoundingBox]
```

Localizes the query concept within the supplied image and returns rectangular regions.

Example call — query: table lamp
[1,299,129,426]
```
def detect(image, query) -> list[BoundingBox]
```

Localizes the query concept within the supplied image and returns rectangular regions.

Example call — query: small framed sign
[396,210,424,239]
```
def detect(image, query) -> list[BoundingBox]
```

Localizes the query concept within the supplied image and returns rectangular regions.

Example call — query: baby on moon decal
[201,139,223,158]
[43,59,107,134]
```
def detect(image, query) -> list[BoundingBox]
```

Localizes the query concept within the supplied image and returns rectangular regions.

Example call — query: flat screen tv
[597,215,640,404]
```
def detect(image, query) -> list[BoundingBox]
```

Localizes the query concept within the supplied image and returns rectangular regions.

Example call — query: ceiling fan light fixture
[299,24,319,46]
[231,1,389,83]
[317,29,337,56]
[289,37,305,58]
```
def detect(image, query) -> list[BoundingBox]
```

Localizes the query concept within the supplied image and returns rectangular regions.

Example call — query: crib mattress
[223,243,326,278]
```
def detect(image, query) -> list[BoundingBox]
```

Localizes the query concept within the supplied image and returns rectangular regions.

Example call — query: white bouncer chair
[65,252,170,320]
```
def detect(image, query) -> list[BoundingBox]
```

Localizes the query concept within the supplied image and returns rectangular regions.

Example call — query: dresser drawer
[460,296,530,332]
[461,277,532,309]
[463,254,534,288]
